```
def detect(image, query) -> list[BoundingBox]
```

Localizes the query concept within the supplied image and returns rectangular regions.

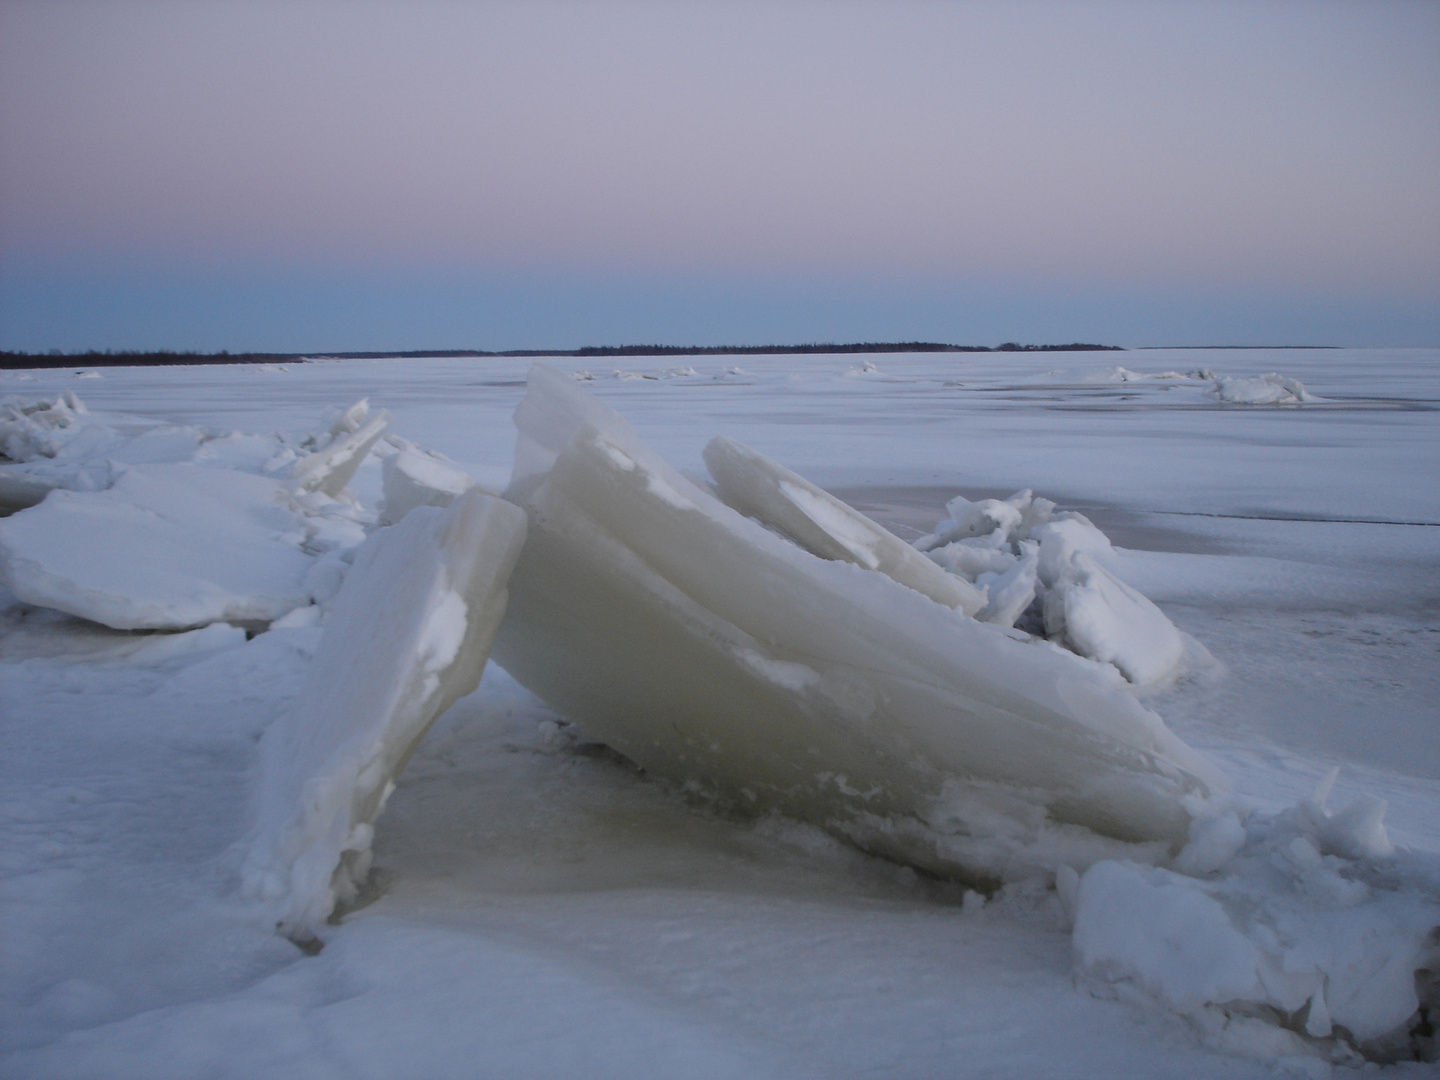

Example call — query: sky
[1,0,1437,352]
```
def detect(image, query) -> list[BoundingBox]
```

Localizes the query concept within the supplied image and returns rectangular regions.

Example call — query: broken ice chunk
[1213,372,1316,405]
[1043,553,1186,685]
[493,365,1227,883]
[378,448,482,526]
[1034,519,1187,685]
[289,404,391,497]
[1072,823,1440,1057]
[926,540,1017,581]
[915,494,1026,551]
[0,464,316,630]
[241,488,527,933]
[975,542,1038,628]
[703,435,985,615]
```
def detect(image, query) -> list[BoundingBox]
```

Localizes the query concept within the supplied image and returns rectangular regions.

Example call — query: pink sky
[2,1,1437,349]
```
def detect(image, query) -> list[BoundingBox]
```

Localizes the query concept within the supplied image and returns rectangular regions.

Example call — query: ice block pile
[2,372,1433,1065]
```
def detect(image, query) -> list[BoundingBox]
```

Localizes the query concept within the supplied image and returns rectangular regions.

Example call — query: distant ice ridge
[1068,366,1318,405]
[1212,372,1316,405]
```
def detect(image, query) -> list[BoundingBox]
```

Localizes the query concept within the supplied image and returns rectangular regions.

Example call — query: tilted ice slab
[703,435,985,615]
[241,488,527,934]
[493,366,1226,883]
[288,401,392,497]
[0,464,320,630]
[378,447,481,526]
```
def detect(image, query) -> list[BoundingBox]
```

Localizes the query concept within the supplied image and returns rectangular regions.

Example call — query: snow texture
[242,488,527,933]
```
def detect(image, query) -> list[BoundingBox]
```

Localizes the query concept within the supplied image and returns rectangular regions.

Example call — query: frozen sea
[1,348,1437,1078]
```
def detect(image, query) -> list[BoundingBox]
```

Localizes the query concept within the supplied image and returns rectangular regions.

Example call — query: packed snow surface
[2,348,1437,1078]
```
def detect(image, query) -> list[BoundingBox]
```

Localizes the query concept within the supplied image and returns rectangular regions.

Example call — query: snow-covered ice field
[2,348,1437,1078]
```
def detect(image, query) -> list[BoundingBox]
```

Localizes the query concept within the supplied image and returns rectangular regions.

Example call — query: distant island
[1,342,1122,369]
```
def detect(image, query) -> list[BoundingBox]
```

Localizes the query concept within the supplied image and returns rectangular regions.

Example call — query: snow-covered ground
[2,348,1437,1078]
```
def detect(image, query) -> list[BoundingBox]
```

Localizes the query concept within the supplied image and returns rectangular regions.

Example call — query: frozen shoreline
[3,348,1437,1077]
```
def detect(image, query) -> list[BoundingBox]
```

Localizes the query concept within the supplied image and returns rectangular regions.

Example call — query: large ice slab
[0,464,318,630]
[378,447,480,526]
[241,488,527,934]
[493,366,1226,883]
[703,435,985,615]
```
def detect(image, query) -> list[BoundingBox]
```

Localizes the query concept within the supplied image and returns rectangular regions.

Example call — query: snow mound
[1071,780,1440,1065]
[916,492,1202,685]
[241,488,527,934]
[493,365,1227,885]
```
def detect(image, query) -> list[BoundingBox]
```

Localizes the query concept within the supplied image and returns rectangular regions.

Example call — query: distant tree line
[2,342,1122,370]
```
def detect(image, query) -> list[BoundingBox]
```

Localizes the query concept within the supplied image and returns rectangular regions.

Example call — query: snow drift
[493,365,1227,884]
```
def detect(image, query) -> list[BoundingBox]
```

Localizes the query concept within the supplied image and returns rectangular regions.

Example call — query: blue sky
[2,1,1437,351]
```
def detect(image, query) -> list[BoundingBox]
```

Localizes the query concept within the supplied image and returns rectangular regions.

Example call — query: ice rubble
[494,365,1227,885]
[915,492,1200,685]
[0,394,392,629]
[1069,780,1440,1066]
[241,489,527,934]
[494,365,1438,1065]
[4,375,1432,1065]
